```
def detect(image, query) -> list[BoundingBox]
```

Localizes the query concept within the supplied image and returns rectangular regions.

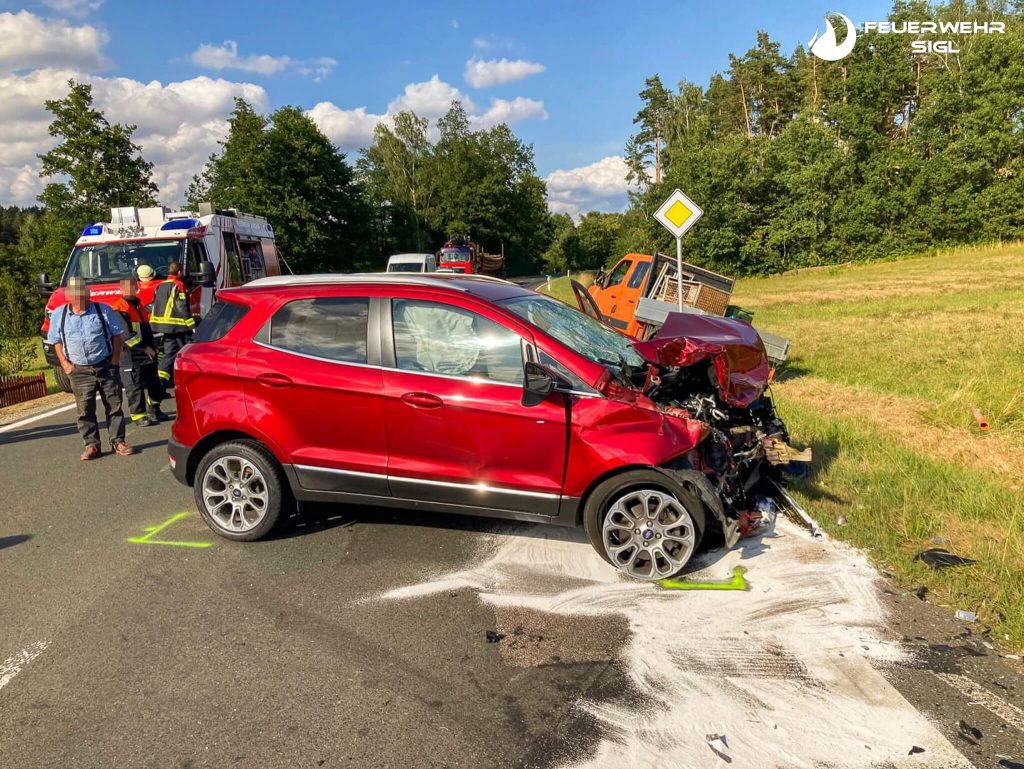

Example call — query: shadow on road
[0,534,31,551]
[273,501,526,542]
[0,422,79,446]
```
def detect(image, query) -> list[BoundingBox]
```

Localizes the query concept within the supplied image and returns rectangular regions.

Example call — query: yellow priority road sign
[654,189,703,238]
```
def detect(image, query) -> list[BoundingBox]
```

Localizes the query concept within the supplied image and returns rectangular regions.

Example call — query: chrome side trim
[294,463,559,499]
[253,340,380,371]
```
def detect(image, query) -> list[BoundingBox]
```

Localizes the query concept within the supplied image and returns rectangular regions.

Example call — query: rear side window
[270,297,368,363]
[627,260,650,289]
[192,300,248,343]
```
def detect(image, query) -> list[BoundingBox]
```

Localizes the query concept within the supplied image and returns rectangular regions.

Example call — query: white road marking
[382,521,972,769]
[935,672,1024,732]
[0,402,77,434]
[0,641,50,692]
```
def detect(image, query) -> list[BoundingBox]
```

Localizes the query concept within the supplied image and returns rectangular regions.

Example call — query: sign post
[653,189,704,310]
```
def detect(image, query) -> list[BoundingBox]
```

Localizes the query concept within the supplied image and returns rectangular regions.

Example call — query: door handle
[401,392,443,409]
[256,372,292,388]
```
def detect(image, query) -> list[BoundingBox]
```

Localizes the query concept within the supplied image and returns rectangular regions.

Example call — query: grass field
[544,244,1024,646]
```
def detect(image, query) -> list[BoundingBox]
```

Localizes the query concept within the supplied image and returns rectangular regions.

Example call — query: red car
[169,274,796,580]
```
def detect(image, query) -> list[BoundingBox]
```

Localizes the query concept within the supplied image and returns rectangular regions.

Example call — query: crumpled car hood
[632,314,771,408]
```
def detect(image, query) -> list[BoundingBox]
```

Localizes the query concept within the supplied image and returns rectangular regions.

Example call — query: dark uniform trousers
[69,362,125,448]
[121,358,162,422]
[158,334,189,393]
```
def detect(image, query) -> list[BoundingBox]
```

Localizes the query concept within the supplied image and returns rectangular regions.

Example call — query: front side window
[270,297,368,363]
[186,240,208,278]
[604,259,632,288]
[64,239,183,284]
[499,293,643,375]
[392,299,523,384]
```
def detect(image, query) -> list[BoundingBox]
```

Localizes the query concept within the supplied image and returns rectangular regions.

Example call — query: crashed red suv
[169,274,796,580]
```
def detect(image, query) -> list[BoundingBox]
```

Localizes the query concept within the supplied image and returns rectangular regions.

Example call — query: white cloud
[309,75,547,152]
[473,96,547,128]
[0,11,109,73]
[189,40,336,81]
[545,156,630,218]
[0,67,269,205]
[387,75,466,119]
[464,57,545,88]
[40,0,104,18]
[472,34,515,51]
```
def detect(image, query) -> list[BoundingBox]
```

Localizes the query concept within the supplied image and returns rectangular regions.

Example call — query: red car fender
[561,394,709,498]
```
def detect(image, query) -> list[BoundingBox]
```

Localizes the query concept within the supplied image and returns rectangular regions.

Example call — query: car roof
[239,272,535,302]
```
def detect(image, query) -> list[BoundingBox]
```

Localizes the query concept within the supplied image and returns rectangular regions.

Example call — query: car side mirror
[198,261,215,288]
[522,361,558,407]
[37,273,53,296]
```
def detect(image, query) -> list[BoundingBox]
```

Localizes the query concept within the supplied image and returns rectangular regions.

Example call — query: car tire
[53,365,72,393]
[583,469,706,581]
[194,439,287,541]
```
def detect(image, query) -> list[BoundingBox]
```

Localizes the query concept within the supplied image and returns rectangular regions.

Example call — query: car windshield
[440,250,469,263]
[388,262,424,272]
[499,293,644,374]
[64,239,184,284]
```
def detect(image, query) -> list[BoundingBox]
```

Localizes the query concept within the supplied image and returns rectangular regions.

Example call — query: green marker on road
[659,566,748,591]
[127,511,213,548]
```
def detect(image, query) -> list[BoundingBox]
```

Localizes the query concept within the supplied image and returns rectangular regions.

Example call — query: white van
[386,253,437,273]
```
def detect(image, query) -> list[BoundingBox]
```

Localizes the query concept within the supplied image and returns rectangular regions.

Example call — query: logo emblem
[808,12,857,61]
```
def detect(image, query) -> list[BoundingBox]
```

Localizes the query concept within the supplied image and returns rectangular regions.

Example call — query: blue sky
[0,0,894,213]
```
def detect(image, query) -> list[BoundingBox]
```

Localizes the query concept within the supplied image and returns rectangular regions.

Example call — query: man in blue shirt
[46,277,136,460]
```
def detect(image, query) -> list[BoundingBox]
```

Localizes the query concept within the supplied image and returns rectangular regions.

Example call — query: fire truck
[38,203,282,392]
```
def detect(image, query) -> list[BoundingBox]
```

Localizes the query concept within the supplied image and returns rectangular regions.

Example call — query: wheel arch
[185,429,283,486]
[576,463,678,525]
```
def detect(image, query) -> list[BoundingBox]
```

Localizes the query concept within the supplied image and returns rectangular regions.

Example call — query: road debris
[915,548,977,569]
[957,719,982,743]
[485,630,505,643]
[955,609,978,623]
[909,745,925,754]
[706,733,732,763]
[997,758,1024,769]
[769,479,823,538]
[971,404,990,431]
[659,565,749,591]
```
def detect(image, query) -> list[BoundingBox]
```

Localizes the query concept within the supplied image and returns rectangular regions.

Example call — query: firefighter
[113,278,166,426]
[149,261,195,394]
[136,263,159,311]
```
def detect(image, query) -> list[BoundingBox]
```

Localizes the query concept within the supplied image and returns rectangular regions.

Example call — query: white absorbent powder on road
[381,520,970,768]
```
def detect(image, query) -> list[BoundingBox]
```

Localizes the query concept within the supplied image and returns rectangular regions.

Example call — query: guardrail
[0,373,47,408]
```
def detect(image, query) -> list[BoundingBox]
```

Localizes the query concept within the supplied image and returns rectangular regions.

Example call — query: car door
[590,257,634,330]
[381,296,567,517]
[238,291,388,495]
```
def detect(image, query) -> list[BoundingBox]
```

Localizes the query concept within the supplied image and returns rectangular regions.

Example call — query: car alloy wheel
[201,455,270,534]
[601,488,697,580]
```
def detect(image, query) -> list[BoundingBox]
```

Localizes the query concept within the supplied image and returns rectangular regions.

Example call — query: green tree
[35,80,157,279]
[187,98,268,210]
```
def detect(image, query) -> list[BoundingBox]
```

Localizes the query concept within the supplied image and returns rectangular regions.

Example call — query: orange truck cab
[588,253,735,338]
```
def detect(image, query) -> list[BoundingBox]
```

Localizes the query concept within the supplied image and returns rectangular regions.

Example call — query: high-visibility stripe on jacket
[112,297,155,357]
[150,278,195,334]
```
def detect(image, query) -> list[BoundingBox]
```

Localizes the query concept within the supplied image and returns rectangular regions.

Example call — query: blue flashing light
[160,218,198,231]
[82,224,103,237]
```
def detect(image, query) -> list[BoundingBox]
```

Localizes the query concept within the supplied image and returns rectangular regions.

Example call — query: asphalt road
[1,397,1023,769]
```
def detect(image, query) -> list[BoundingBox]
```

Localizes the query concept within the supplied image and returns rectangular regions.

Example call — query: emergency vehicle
[38,203,282,392]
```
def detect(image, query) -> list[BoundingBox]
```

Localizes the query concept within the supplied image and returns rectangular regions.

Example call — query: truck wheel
[194,440,287,541]
[583,469,705,581]
[53,365,72,393]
